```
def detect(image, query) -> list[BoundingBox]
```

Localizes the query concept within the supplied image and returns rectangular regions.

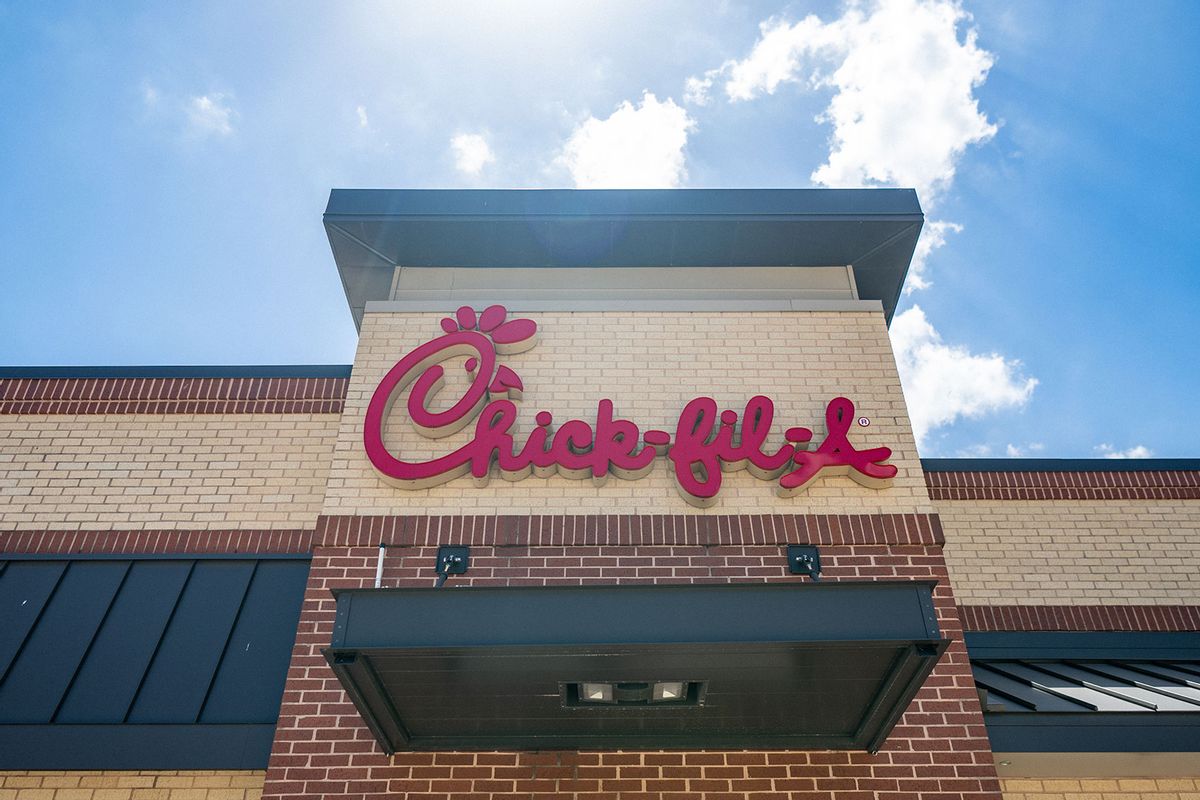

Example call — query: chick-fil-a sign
[364,305,897,506]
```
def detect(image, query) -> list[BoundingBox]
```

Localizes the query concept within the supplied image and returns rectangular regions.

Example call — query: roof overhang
[323,188,923,328]
[324,581,947,753]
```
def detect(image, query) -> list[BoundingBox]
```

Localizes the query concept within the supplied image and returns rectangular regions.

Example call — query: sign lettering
[364,305,897,506]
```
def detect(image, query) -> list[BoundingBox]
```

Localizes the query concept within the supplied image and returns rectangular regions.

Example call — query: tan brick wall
[939,499,1200,605]
[0,771,264,800]
[0,416,339,529]
[1001,778,1200,800]
[323,310,931,516]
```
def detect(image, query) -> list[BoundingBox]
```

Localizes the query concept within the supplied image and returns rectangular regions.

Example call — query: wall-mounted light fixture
[435,545,470,587]
[787,545,821,581]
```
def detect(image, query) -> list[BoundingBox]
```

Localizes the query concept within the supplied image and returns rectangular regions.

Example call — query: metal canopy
[323,188,923,328]
[324,581,947,753]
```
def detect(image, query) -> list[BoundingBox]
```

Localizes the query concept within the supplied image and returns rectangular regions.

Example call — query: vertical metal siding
[0,561,129,722]
[0,556,309,734]
[200,559,311,722]
[55,560,194,722]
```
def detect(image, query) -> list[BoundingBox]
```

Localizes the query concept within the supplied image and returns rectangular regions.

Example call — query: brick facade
[3,301,1198,798]
[257,512,1003,800]
[935,500,1200,606]
[0,414,339,530]
[324,311,931,517]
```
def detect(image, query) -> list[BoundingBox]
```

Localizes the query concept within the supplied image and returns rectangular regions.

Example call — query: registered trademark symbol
[857,417,870,427]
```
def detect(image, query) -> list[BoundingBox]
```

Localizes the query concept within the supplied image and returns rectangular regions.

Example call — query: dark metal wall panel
[0,561,66,678]
[126,560,257,723]
[0,554,309,769]
[965,631,1200,660]
[0,724,277,770]
[200,559,311,723]
[55,561,194,722]
[0,561,129,722]
[984,714,1200,752]
[967,633,1200,753]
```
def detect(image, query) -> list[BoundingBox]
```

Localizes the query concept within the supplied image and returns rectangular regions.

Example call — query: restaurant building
[1,189,1197,800]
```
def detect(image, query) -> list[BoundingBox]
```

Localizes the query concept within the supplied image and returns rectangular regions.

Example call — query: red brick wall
[0,376,348,414]
[958,604,1200,631]
[262,514,1002,800]
[925,469,1200,501]
[0,528,314,554]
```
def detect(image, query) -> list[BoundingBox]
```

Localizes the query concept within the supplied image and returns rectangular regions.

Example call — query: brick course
[0,377,348,415]
[926,470,1200,501]
[959,604,1200,632]
[313,512,945,548]
[0,528,313,555]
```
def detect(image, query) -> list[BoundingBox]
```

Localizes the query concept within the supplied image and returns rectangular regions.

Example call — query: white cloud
[685,0,996,295]
[891,305,1038,446]
[186,94,235,137]
[907,219,961,293]
[450,133,496,177]
[356,105,370,129]
[686,0,993,203]
[141,84,160,108]
[683,74,716,107]
[1005,442,1044,457]
[557,91,694,188]
[1095,443,1154,459]
[687,0,996,204]
[722,14,845,102]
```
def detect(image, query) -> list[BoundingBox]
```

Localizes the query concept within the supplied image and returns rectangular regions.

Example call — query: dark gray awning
[325,581,947,753]
[0,555,310,769]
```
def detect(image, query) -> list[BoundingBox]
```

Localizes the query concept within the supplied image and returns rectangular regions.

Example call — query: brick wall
[0,376,347,415]
[0,771,264,800]
[0,415,339,529]
[937,500,1200,605]
[957,604,1200,632]
[261,513,1002,800]
[925,469,1200,501]
[323,310,931,516]
[1000,778,1200,800]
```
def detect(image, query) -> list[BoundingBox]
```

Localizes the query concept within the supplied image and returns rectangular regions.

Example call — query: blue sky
[1,1,1197,459]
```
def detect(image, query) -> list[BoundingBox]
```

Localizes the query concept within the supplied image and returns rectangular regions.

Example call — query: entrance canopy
[325,581,947,753]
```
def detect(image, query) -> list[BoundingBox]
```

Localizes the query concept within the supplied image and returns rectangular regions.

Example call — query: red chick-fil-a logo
[363,305,898,506]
